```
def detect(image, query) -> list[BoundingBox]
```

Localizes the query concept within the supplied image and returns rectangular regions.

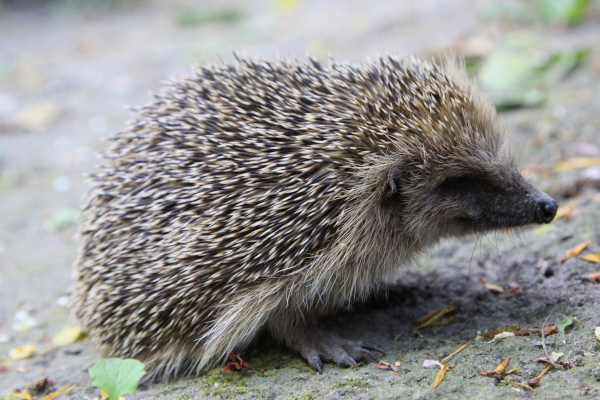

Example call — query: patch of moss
[337,376,369,389]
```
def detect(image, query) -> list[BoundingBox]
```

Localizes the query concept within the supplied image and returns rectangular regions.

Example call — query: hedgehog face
[389,156,558,239]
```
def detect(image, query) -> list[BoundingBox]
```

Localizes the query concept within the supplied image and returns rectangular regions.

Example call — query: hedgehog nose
[533,191,558,224]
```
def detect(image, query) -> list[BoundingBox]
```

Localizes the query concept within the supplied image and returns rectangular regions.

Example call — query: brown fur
[70,55,543,380]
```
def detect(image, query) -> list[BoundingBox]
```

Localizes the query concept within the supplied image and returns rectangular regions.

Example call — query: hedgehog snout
[532,191,558,224]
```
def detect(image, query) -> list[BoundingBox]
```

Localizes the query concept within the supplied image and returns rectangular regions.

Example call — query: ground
[0,0,599,399]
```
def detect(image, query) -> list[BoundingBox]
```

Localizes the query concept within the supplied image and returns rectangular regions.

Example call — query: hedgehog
[70,55,558,381]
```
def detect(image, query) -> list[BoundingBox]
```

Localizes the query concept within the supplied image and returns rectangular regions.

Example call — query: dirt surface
[1,0,600,399]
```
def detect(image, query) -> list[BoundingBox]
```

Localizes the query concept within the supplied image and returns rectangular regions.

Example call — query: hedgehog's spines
[70,55,521,381]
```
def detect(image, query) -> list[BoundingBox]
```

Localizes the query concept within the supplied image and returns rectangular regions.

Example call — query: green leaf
[557,317,577,334]
[537,0,594,25]
[89,358,146,400]
[176,7,244,26]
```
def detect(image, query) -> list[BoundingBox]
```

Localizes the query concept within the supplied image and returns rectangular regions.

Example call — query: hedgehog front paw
[290,326,385,372]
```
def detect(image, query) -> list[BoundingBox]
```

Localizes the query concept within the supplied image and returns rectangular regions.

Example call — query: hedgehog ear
[384,168,413,201]
[384,172,398,198]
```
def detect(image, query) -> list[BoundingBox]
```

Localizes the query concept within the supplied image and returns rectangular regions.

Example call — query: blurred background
[0,0,599,398]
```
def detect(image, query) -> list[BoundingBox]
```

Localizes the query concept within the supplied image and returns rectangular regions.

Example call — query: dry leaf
[555,158,600,172]
[9,344,36,360]
[376,361,400,372]
[52,326,85,346]
[595,326,600,342]
[566,239,594,258]
[42,384,76,400]
[494,357,510,373]
[423,360,444,369]
[11,390,32,400]
[488,332,515,343]
[416,301,458,329]
[483,325,521,338]
[528,364,552,387]
[483,283,504,294]
[223,353,252,372]
[508,282,522,295]
[434,364,449,388]
[581,253,600,263]
[582,272,600,282]
[440,341,471,364]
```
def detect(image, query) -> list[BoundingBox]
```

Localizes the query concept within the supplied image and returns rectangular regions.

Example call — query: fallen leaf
[566,239,594,258]
[9,344,36,360]
[505,380,534,391]
[11,390,32,400]
[583,272,600,282]
[595,327,600,342]
[537,0,594,25]
[223,353,252,372]
[42,384,76,400]
[483,325,521,338]
[423,360,444,369]
[555,157,600,172]
[416,301,458,329]
[376,361,400,372]
[581,253,600,263]
[275,0,303,15]
[480,357,522,379]
[528,363,552,387]
[89,358,146,400]
[494,357,510,373]
[440,341,471,364]
[52,326,85,346]
[483,283,504,294]
[434,364,449,388]
[556,317,577,334]
[508,282,522,295]
[488,332,515,343]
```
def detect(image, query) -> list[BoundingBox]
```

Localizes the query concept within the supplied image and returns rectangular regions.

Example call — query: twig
[541,315,560,370]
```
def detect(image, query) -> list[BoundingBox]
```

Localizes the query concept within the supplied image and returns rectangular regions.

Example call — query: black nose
[533,192,558,224]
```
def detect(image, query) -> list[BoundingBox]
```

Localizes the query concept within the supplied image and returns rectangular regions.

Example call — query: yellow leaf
[434,364,449,388]
[581,253,600,263]
[595,327,600,342]
[493,357,510,372]
[488,332,515,343]
[12,390,32,400]
[52,326,85,346]
[274,0,302,15]
[42,384,76,400]
[8,344,35,360]
[483,283,504,294]
[567,239,594,257]
[555,158,600,172]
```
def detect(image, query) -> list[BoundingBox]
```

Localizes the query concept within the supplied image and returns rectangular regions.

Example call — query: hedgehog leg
[271,318,384,372]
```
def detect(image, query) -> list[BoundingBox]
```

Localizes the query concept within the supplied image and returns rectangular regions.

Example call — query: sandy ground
[0,0,600,399]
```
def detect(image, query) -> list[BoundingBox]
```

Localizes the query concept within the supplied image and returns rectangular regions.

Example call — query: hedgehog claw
[362,342,386,356]
[344,356,359,369]
[361,349,381,363]
[287,324,383,372]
